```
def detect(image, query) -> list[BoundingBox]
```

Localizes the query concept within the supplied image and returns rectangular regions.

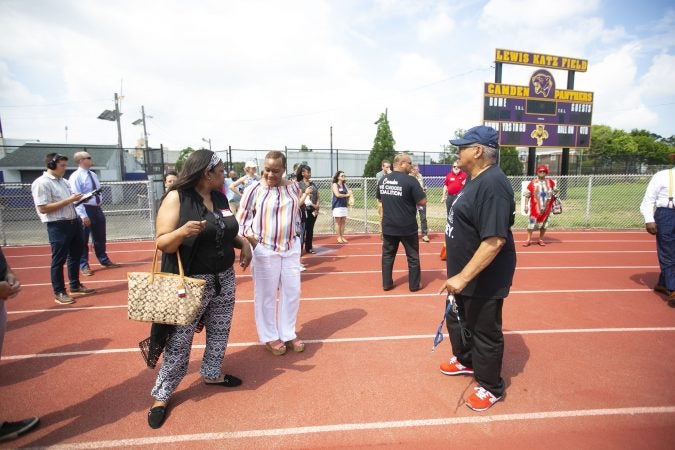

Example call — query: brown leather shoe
[102,262,121,268]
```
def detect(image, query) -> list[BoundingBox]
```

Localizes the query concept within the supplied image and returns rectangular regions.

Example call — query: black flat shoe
[204,374,242,387]
[148,406,167,429]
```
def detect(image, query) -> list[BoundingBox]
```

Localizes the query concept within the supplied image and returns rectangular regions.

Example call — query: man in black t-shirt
[376,153,427,291]
[438,125,516,413]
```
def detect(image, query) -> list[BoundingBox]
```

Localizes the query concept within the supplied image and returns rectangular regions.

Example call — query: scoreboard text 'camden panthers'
[484,49,594,148]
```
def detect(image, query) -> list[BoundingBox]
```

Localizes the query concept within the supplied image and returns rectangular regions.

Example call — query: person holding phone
[145,150,252,429]
[68,151,121,276]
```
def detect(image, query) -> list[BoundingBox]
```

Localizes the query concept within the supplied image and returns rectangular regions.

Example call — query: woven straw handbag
[127,247,205,325]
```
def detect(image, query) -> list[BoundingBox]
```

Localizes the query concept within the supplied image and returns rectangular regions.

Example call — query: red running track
[1,231,674,449]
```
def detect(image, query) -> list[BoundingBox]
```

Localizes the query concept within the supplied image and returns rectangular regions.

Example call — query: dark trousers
[47,220,84,294]
[445,294,505,397]
[303,208,317,252]
[80,205,111,269]
[655,207,675,291]
[381,233,420,290]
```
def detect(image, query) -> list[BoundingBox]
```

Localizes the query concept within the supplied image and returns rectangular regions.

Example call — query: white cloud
[482,0,601,28]
[0,0,673,153]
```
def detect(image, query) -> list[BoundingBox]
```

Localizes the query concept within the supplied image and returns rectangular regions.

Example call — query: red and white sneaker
[439,356,474,376]
[466,386,502,412]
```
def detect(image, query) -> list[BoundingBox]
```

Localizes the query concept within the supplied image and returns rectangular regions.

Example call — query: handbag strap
[150,246,186,286]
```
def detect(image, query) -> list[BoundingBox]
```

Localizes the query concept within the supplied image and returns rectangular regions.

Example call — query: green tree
[299,144,312,152]
[363,111,396,176]
[175,147,194,173]
[499,146,523,175]
[436,129,466,164]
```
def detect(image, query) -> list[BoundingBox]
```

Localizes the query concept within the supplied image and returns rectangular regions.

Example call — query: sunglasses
[82,156,92,160]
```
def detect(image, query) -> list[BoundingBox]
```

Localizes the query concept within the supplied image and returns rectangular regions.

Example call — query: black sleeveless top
[161,188,239,276]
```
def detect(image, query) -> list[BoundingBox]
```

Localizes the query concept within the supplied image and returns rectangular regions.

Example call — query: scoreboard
[482,72,594,148]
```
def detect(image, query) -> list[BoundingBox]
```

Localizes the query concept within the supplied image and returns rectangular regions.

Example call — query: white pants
[251,237,302,343]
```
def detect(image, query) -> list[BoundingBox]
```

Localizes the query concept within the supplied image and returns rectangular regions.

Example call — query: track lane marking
[5,288,658,315]
[31,406,675,449]
[5,327,675,360]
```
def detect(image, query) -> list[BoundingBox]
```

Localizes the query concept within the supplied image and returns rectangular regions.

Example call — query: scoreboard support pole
[558,70,576,199]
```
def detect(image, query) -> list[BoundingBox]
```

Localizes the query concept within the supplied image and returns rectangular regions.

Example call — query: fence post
[363,177,369,233]
[147,180,156,238]
[585,175,593,228]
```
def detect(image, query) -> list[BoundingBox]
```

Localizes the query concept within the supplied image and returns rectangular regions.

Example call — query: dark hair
[332,170,344,184]
[163,170,178,182]
[45,153,68,169]
[265,150,286,169]
[296,164,311,181]
[161,150,219,202]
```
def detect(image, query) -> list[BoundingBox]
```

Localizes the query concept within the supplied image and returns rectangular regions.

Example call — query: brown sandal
[265,340,287,356]
[285,338,305,353]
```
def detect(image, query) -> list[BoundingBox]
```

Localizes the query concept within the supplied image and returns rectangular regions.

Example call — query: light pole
[202,137,212,151]
[97,93,124,179]
[133,106,152,172]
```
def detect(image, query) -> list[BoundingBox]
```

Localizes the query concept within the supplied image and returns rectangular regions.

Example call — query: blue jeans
[80,205,111,269]
[655,207,675,291]
[47,219,84,294]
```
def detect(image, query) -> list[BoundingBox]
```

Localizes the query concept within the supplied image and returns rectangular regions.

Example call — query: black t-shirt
[161,188,239,276]
[445,165,516,299]
[376,170,426,236]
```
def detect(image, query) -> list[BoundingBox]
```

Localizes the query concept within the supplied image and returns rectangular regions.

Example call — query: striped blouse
[237,181,302,252]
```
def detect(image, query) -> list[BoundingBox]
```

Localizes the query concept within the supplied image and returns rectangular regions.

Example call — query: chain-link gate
[0,174,653,246]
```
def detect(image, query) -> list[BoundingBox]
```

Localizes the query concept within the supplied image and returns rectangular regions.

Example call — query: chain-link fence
[0,181,156,246]
[0,174,652,246]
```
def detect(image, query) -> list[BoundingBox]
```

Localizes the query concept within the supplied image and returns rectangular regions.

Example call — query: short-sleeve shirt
[445,165,516,299]
[31,172,78,223]
[376,171,426,236]
[444,170,467,195]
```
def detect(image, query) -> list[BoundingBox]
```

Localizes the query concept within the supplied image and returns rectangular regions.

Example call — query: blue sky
[0,0,673,155]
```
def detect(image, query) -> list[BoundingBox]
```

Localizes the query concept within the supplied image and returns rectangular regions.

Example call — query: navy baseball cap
[450,125,499,149]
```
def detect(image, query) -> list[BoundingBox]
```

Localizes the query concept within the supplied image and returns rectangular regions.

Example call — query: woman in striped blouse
[236,151,312,356]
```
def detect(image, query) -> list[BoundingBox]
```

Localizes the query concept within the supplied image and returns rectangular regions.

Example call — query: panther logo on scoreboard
[530,69,555,98]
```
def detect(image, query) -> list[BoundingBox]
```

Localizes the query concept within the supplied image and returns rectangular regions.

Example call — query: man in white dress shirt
[68,151,120,276]
[639,153,675,306]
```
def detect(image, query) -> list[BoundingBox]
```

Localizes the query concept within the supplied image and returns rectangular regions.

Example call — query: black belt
[49,218,79,225]
[83,204,101,208]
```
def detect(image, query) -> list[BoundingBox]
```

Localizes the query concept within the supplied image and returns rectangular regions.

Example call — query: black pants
[381,233,420,290]
[304,208,317,252]
[445,294,505,397]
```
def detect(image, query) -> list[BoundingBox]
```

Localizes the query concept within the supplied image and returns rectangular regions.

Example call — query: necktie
[87,170,101,205]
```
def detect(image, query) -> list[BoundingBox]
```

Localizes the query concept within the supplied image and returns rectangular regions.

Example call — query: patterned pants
[151,267,236,402]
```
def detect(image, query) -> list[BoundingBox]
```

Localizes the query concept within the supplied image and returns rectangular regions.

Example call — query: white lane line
[5,327,675,360]
[6,247,656,261]
[33,406,675,449]
[6,288,656,315]
[12,264,661,283]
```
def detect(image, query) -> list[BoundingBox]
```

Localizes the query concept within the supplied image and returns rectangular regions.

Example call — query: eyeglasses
[452,165,459,168]
[82,156,92,160]
[458,145,479,152]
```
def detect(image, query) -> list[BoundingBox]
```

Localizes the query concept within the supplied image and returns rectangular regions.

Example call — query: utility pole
[114,93,124,179]
[141,105,150,169]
